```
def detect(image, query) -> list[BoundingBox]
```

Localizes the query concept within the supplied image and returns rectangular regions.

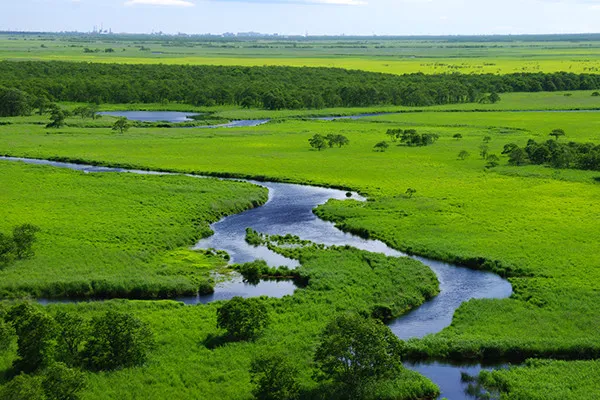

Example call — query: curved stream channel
[3,155,512,399]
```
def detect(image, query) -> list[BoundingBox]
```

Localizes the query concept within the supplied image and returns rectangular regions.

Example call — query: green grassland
[1,244,440,399]
[0,161,267,299]
[3,33,600,75]
[2,102,600,396]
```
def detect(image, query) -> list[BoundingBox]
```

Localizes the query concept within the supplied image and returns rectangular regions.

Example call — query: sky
[0,0,599,36]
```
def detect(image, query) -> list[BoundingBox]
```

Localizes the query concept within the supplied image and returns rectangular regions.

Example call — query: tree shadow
[202,333,229,350]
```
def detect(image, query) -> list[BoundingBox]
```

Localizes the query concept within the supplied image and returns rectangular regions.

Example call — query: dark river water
[1,152,512,399]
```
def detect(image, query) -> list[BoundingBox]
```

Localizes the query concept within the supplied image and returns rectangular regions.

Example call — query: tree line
[503,134,600,171]
[1,61,600,114]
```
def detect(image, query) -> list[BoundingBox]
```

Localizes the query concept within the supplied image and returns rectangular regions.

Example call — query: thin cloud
[125,0,195,6]
[206,0,367,5]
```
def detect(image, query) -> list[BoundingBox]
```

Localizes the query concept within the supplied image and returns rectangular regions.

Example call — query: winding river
[2,155,512,399]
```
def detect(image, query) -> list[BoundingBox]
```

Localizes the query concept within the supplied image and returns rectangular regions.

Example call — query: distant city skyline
[1,0,599,36]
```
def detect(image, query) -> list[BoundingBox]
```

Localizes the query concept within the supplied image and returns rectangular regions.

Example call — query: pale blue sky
[1,0,599,36]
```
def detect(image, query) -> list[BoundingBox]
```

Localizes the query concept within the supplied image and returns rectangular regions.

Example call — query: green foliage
[458,150,470,160]
[42,362,87,400]
[216,297,269,341]
[398,129,439,147]
[504,138,600,171]
[250,353,299,400]
[81,310,154,371]
[7,303,59,373]
[314,313,403,398]
[235,260,300,285]
[54,311,87,367]
[453,133,463,140]
[0,224,39,269]
[0,86,34,117]
[479,143,489,159]
[45,108,67,129]
[111,117,130,134]
[549,128,566,140]
[0,233,17,268]
[308,134,327,151]
[0,316,14,353]
[373,141,389,152]
[12,224,40,260]
[325,134,349,148]
[72,105,99,120]
[0,373,46,400]
[485,154,500,168]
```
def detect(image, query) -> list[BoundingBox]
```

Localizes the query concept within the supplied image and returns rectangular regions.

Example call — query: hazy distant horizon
[2,30,600,38]
[1,0,599,37]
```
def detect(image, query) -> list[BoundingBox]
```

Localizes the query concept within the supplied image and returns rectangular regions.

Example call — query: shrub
[216,296,269,341]
[82,311,154,371]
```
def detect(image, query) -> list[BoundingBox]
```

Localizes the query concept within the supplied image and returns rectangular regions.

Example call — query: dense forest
[1,61,600,112]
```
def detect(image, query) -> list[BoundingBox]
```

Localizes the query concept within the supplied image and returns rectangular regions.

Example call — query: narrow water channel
[1,155,512,399]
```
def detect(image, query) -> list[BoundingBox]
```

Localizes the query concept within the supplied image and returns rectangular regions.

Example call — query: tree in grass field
[309,134,327,151]
[458,150,470,160]
[373,141,389,152]
[216,296,269,341]
[313,313,403,398]
[46,108,67,128]
[549,128,565,141]
[112,117,131,134]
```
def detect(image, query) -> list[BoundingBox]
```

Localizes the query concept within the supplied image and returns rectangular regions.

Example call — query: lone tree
[250,353,300,400]
[313,313,403,398]
[0,224,40,269]
[373,141,389,152]
[46,108,67,128]
[82,311,154,371]
[216,296,269,341]
[549,128,565,141]
[405,188,417,198]
[453,133,463,140]
[309,134,327,151]
[458,150,470,160]
[112,117,131,134]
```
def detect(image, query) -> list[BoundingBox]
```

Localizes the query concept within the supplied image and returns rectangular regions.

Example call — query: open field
[2,101,600,396]
[0,161,267,299]
[3,33,600,74]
